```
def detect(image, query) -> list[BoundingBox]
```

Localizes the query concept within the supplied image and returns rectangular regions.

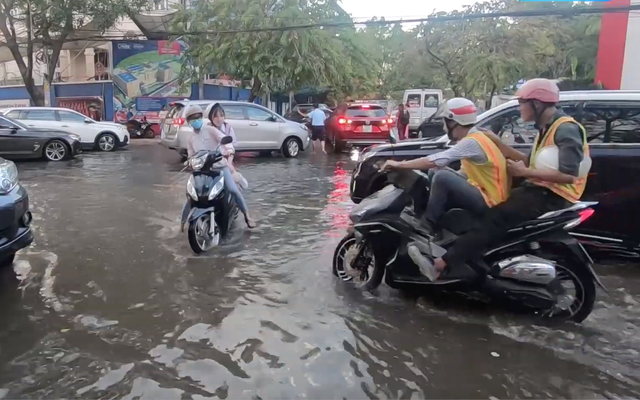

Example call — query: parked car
[403,88,444,135]
[284,104,332,124]
[2,107,130,152]
[325,103,395,153]
[349,90,640,259]
[0,157,33,269]
[0,114,82,161]
[161,100,311,158]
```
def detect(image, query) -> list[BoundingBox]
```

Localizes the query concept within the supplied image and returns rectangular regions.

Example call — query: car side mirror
[10,128,18,134]
[267,116,277,122]
[220,135,233,145]
[84,118,94,123]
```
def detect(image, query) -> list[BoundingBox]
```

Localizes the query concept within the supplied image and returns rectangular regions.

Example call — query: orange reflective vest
[529,116,589,203]
[460,132,510,207]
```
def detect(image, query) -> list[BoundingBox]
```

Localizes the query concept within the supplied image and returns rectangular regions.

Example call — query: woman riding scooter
[180,104,256,232]
[205,103,248,189]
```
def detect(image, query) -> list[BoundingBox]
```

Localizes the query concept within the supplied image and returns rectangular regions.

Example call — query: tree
[172,0,377,101]
[0,0,146,105]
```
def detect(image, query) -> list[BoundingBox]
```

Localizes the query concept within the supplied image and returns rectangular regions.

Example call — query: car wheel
[144,127,155,138]
[0,253,15,269]
[43,140,69,161]
[282,137,301,158]
[97,133,117,152]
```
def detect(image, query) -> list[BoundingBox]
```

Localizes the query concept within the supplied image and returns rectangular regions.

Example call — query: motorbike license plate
[362,125,372,133]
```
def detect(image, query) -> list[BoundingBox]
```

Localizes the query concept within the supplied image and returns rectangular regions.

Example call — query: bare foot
[180,223,185,233]
[245,216,256,229]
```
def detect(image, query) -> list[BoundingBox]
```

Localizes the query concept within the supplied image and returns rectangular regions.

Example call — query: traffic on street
[0,142,639,398]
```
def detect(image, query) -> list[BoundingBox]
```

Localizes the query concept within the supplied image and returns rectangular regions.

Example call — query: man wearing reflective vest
[426,78,589,281]
[380,98,511,279]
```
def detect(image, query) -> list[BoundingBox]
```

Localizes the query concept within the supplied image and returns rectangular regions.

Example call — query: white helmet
[435,98,477,126]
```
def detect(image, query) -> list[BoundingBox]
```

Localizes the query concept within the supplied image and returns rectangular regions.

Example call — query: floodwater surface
[1,142,640,399]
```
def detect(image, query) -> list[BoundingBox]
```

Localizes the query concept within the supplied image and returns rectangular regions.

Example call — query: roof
[481,90,640,121]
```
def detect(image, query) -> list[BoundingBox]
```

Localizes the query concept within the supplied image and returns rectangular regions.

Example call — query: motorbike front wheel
[332,234,384,291]
[188,214,219,254]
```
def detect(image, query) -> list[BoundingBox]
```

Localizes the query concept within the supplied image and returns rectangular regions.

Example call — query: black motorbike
[333,168,606,323]
[184,136,238,254]
[127,116,155,139]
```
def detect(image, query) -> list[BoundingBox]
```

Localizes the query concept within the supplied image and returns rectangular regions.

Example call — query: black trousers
[442,184,571,267]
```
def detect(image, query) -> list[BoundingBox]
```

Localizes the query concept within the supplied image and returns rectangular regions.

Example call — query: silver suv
[160,100,311,158]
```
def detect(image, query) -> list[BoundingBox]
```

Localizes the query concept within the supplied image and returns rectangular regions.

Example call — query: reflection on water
[0,146,639,398]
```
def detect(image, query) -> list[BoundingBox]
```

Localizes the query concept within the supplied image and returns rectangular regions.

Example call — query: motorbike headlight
[350,149,360,162]
[0,161,18,194]
[208,177,225,200]
[190,155,206,171]
[186,175,198,201]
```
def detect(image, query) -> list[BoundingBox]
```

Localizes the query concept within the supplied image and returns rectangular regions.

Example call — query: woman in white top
[205,103,248,189]
[181,104,256,231]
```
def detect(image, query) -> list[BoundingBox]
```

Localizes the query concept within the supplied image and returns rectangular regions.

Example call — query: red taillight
[579,208,595,222]
[361,105,370,108]
[173,117,185,126]
[338,118,346,124]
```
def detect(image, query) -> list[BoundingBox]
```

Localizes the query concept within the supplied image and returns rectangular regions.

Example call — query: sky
[340,0,477,21]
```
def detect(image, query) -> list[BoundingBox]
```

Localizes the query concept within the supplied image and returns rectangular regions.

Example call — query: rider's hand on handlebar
[380,160,400,172]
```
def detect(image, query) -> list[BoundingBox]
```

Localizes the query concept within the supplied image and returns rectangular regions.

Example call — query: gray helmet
[185,104,203,120]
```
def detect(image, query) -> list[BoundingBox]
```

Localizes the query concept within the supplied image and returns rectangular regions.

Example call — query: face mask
[189,118,203,130]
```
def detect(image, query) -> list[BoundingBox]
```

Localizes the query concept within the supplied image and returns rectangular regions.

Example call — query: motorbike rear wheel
[332,234,384,291]
[187,214,219,254]
[541,255,596,323]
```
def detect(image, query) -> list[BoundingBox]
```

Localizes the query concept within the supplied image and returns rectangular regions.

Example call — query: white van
[402,89,444,131]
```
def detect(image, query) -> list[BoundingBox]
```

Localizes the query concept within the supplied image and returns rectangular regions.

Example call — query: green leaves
[173,0,377,100]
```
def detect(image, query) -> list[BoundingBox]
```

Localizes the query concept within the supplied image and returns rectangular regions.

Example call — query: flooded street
[2,142,640,399]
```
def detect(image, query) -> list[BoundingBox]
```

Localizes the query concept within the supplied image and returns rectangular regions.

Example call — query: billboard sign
[111,40,191,123]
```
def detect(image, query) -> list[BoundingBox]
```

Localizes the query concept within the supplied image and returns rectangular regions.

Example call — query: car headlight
[186,175,198,201]
[69,134,81,141]
[190,155,206,171]
[208,177,225,200]
[0,160,18,194]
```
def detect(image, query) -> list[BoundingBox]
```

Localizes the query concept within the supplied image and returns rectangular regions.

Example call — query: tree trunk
[248,77,262,103]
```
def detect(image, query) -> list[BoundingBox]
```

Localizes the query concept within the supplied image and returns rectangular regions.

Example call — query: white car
[2,107,130,152]
[160,100,311,159]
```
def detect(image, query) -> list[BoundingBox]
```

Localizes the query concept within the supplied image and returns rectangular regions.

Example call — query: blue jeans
[425,168,488,225]
[181,167,248,224]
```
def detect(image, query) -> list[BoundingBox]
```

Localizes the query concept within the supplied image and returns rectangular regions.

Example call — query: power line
[2,3,639,46]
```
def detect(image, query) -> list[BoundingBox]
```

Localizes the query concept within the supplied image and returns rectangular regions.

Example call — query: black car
[350,91,640,259]
[0,115,82,161]
[0,157,33,269]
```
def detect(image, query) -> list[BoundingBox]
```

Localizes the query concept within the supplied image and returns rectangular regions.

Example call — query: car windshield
[0,115,26,129]
[345,106,387,118]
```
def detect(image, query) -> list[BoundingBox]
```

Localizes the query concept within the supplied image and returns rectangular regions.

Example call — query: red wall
[595,0,630,89]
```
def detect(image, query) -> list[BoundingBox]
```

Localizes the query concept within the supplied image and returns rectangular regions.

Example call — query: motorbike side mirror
[84,118,94,123]
[220,136,233,145]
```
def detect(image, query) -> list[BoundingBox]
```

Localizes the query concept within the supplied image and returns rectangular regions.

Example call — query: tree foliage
[172,0,377,101]
[0,0,146,105]
[174,0,601,103]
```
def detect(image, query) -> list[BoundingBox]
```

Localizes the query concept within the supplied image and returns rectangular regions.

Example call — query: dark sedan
[0,157,33,269]
[0,115,82,161]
